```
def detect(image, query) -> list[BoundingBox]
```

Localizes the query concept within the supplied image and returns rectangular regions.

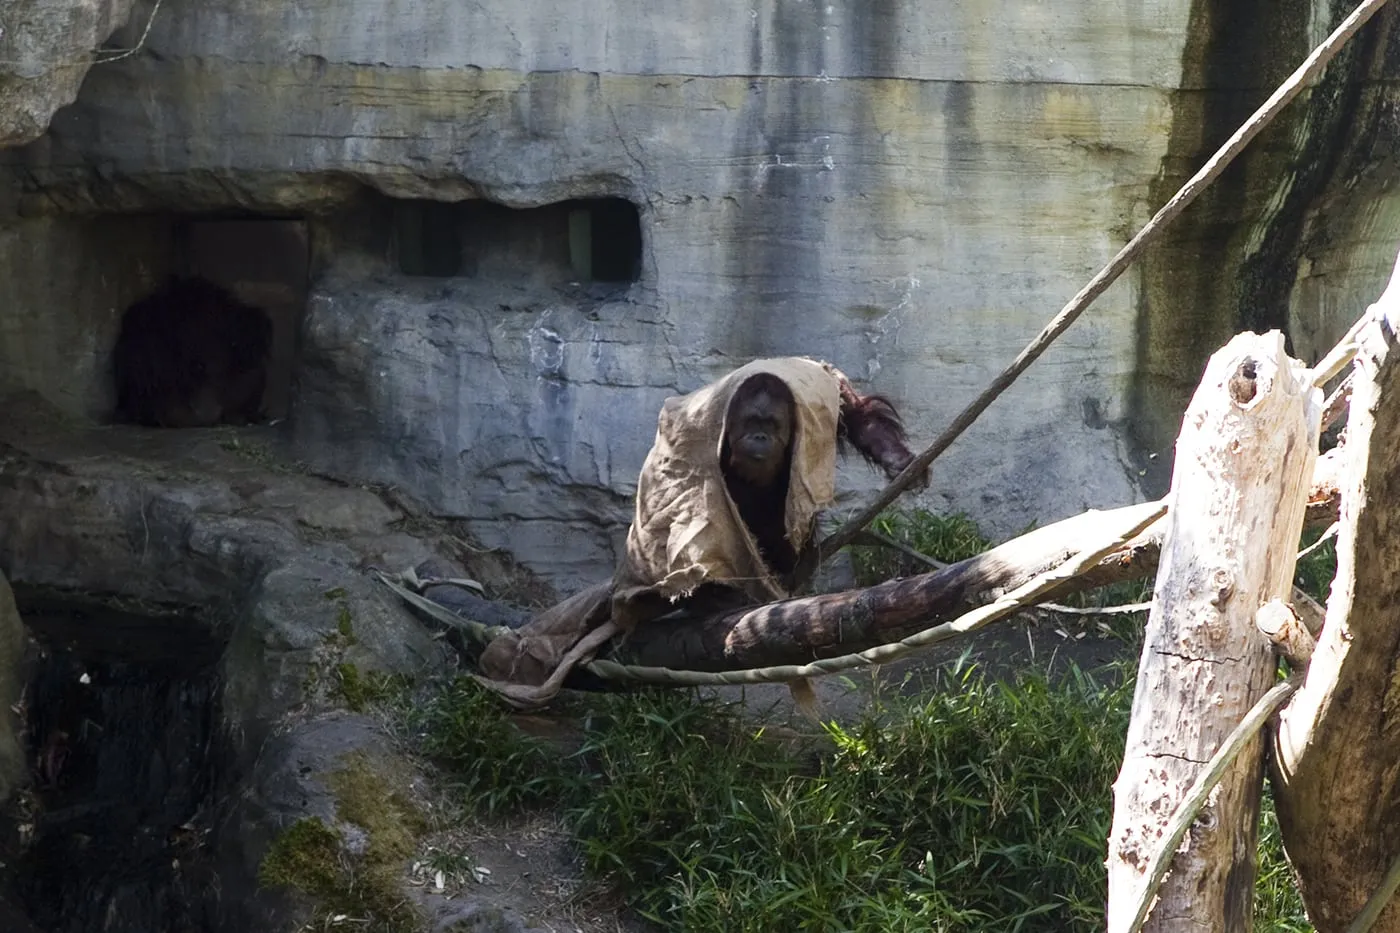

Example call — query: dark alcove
[390,196,643,286]
[3,595,234,933]
[104,213,311,429]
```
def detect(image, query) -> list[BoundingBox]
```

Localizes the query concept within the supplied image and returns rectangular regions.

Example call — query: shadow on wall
[76,193,642,435]
[184,218,310,420]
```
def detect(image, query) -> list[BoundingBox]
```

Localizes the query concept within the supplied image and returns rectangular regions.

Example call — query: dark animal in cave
[721,371,924,576]
[111,276,273,428]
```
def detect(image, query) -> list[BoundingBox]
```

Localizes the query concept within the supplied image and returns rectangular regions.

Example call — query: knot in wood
[1228,357,1258,404]
[1209,568,1234,609]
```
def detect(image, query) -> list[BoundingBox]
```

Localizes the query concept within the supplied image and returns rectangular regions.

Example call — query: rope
[807,0,1398,577]
[1039,601,1151,616]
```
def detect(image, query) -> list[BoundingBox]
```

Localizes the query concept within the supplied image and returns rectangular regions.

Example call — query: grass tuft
[561,667,1130,931]
[408,675,585,815]
[849,509,992,584]
[404,662,1315,931]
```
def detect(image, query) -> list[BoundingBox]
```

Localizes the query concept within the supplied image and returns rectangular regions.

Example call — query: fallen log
[387,437,1341,681]
[390,467,1339,681]
[1105,331,1321,932]
[608,479,1334,674]
[491,466,1338,676]
[606,501,1166,672]
[591,503,1167,687]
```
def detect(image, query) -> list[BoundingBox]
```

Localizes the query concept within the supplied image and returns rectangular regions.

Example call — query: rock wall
[0,396,469,932]
[0,0,136,147]
[2,0,1400,591]
[1126,0,1400,489]
[0,574,25,808]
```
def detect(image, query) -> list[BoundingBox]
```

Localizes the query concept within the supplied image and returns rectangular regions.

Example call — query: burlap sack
[609,356,843,626]
[476,357,845,702]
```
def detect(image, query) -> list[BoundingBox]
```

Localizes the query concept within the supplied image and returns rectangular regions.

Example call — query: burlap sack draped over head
[610,356,843,626]
[477,357,846,703]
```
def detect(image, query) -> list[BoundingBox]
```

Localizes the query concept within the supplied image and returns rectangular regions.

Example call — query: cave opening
[179,216,310,423]
[106,213,310,429]
[2,594,234,933]
[389,195,643,286]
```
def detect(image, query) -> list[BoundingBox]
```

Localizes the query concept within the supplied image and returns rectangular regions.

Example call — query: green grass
[406,675,586,815]
[1294,523,1338,604]
[1256,792,1311,932]
[388,509,1337,931]
[849,508,992,585]
[563,666,1129,932]
[404,664,1312,931]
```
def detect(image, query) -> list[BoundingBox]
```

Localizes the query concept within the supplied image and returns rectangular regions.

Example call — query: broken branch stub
[1106,331,1322,933]
[1255,598,1316,668]
[1273,248,1400,932]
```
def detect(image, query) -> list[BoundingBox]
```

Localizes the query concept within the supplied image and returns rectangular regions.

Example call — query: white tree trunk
[1273,248,1400,932]
[1106,330,1322,932]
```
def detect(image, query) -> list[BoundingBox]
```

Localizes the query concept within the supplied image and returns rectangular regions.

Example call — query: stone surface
[0,574,25,807]
[0,0,136,147]
[216,712,390,932]
[429,902,547,933]
[0,391,522,930]
[1,0,1400,594]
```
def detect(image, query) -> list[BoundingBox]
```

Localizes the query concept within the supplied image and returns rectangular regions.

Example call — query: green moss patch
[258,753,426,932]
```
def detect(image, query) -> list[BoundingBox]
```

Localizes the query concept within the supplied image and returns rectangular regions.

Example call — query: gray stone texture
[0,574,25,807]
[4,0,1400,592]
[0,394,478,931]
[0,0,135,146]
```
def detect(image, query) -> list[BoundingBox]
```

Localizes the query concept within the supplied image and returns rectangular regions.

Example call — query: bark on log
[1255,599,1316,668]
[606,477,1341,674]
[1274,255,1400,932]
[1105,331,1321,933]
[609,501,1166,671]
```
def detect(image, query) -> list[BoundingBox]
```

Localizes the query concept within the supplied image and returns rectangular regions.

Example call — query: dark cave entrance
[3,594,233,933]
[389,196,643,287]
[109,213,310,428]
[179,216,310,422]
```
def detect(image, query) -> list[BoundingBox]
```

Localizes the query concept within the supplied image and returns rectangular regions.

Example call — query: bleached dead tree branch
[1106,331,1322,932]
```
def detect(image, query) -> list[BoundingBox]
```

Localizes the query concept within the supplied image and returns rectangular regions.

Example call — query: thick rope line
[1121,676,1303,933]
[810,0,1396,573]
[587,503,1166,687]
